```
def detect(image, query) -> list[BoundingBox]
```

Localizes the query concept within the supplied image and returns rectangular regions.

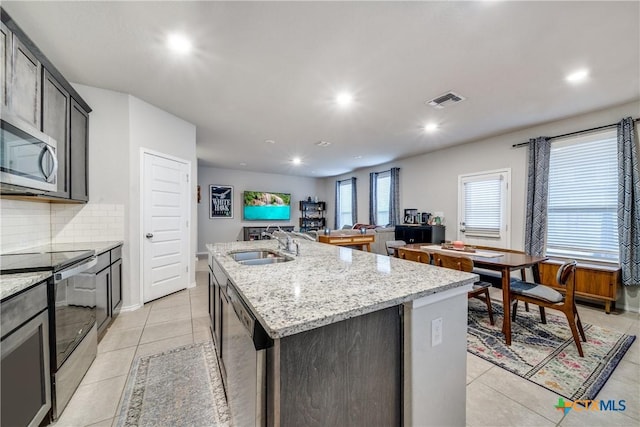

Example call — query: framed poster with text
[210,185,233,218]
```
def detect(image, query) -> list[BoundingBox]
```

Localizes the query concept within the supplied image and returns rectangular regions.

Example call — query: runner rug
[467,299,636,402]
[116,342,230,427]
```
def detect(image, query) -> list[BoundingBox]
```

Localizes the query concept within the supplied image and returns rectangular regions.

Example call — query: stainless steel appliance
[221,280,271,427]
[0,248,97,420]
[1,281,51,426]
[0,112,58,194]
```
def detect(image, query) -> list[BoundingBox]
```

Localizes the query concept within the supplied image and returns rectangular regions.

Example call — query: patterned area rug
[116,342,230,427]
[467,299,636,401]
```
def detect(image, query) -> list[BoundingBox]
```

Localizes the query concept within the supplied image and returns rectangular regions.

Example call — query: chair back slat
[434,253,474,273]
[398,248,431,264]
[556,260,577,300]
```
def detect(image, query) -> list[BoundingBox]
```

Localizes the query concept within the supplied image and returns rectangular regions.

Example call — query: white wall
[322,100,640,311]
[73,85,198,310]
[197,167,324,252]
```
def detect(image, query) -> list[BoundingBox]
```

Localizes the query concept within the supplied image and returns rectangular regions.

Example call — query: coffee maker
[403,209,418,224]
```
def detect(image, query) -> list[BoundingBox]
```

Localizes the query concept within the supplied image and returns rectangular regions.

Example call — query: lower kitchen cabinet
[95,244,123,339]
[1,279,51,427]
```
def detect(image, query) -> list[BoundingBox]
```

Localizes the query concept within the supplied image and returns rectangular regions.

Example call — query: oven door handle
[54,256,98,281]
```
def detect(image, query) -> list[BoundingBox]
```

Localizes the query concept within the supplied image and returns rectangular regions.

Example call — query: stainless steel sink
[237,257,293,266]
[229,249,293,265]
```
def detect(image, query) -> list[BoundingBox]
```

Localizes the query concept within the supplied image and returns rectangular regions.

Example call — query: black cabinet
[299,201,326,232]
[95,266,110,334]
[42,69,70,199]
[395,225,445,244]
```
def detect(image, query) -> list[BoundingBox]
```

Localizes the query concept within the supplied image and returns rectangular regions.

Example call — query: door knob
[146,233,153,238]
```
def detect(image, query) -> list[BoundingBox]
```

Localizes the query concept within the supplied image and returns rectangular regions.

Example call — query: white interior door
[142,152,190,303]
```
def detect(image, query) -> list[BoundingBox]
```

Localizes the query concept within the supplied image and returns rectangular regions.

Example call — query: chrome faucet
[267,229,300,256]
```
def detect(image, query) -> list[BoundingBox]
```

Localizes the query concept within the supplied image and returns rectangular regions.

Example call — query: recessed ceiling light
[336,92,353,107]
[315,140,331,147]
[424,122,439,132]
[239,162,247,166]
[566,69,589,84]
[265,139,276,144]
[167,33,192,54]
[292,157,302,165]
[354,155,362,159]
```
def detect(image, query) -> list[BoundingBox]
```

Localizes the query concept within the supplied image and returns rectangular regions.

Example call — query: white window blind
[375,171,390,225]
[338,180,353,229]
[462,175,503,238]
[546,130,619,263]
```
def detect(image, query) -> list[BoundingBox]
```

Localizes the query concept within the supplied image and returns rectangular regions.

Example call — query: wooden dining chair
[397,247,431,264]
[510,260,586,357]
[386,240,407,257]
[433,253,494,325]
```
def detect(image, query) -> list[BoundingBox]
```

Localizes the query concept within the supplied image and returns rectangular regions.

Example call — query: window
[336,179,354,229]
[546,130,619,263]
[375,171,391,225]
[458,169,510,247]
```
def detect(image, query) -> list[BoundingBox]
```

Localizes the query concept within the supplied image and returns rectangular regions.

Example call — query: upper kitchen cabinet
[1,22,9,108]
[70,99,89,202]
[42,70,70,199]
[10,33,41,129]
[1,8,92,202]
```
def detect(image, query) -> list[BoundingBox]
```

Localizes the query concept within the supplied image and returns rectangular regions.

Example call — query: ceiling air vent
[426,91,466,109]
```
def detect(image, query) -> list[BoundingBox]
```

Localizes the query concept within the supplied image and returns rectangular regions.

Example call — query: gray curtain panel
[350,177,358,225]
[334,180,340,229]
[524,137,551,256]
[617,117,640,286]
[369,172,377,225]
[389,167,400,226]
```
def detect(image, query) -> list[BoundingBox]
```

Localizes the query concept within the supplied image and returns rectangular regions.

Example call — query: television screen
[243,191,291,221]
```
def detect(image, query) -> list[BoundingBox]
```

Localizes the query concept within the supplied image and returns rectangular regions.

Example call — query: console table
[318,233,375,252]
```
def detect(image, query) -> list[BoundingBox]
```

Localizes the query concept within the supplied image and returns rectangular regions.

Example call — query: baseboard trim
[121,303,142,312]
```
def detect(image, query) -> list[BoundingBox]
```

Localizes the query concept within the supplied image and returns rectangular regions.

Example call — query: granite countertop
[0,240,123,301]
[0,271,52,301]
[208,239,477,339]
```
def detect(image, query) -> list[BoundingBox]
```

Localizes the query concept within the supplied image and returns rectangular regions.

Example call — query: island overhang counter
[207,239,477,427]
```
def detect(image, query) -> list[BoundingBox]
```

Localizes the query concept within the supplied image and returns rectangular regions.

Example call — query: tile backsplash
[0,199,51,252]
[51,203,124,244]
[0,199,125,252]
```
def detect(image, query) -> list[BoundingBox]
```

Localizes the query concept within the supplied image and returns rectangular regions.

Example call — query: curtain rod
[511,117,640,148]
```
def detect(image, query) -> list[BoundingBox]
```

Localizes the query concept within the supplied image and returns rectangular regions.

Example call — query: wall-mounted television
[243,191,291,221]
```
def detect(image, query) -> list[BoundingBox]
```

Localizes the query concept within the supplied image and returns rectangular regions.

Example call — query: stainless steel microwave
[0,113,58,194]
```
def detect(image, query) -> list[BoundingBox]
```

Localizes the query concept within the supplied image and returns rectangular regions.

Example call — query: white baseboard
[121,303,143,312]
[188,281,197,289]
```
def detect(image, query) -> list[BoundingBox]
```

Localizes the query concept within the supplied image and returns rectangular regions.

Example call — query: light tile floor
[53,263,639,427]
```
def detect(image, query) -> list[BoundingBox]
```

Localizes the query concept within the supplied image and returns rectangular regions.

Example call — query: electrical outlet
[432,317,443,347]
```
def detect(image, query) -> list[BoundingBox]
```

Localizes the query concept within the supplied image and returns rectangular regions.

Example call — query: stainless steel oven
[0,112,58,194]
[0,248,98,421]
[50,255,98,419]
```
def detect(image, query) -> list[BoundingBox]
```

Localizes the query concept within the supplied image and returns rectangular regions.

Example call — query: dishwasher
[221,280,272,427]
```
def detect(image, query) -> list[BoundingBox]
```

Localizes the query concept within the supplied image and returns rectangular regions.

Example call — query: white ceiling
[4,1,639,177]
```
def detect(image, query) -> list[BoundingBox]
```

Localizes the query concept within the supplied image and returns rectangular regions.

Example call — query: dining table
[399,243,548,346]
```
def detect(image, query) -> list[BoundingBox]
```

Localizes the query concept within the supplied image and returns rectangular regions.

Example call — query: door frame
[139,147,192,304]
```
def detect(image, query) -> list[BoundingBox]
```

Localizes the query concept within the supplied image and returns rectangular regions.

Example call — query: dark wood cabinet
[9,33,41,129]
[0,22,8,108]
[1,8,91,202]
[42,69,70,198]
[70,99,89,202]
[95,266,110,334]
[111,258,122,316]
[395,224,445,244]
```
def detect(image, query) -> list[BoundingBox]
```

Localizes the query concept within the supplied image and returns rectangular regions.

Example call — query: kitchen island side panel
[274,306,401,427]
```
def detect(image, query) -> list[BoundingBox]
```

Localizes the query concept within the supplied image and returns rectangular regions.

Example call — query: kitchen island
[207,239,476,427]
